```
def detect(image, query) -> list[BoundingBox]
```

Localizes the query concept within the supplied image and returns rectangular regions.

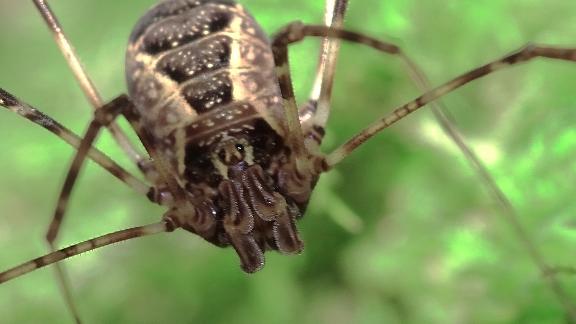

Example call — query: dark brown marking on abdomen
[126,0,288,171]
[156,35,232,83]
[181,70,233,113]
[129,0,235,46]
[183,101,258,144]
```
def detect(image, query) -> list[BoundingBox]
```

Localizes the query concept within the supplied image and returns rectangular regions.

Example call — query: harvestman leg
[0,88,149,195]
[46,96,138,324]
[301,0,491,234]
[272,24,576,318]
[31,0,153,175]
[0,87,154,323]
[321,43,576,318]
[300,0,348,131]
[323,45,576,164]
[30,1,157,321]
[300,15,476,161]
[2,99,184,286]
[0,220,178,283]
[268,0,349,173]
[299,1,494,199]
[305,0,576,304]
[47,96,138,247]
[46,94,194,323]
[47,94,189,242]
[301,0,497,212]
[0,97,192,283]
[271,23,449,166]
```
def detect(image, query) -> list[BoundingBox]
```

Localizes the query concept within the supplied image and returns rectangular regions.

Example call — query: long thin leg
[324,44,576,166]
[45,96,129,324]
[321,44,576,319]
[299,5,493,198]
[50,262,80,323]
[272,24,574,194]
[47,95,132,244]
[271,24,576,317]
[300,2,482,236]
[38,95,185,239]
[300,0,348,129]
[1,90,152,317]
[0,90,190,316]
[270,40,309,175]
[299,6,480,169]
[270,21,412,183]
[0,219,178,284]
[271,22,420,164]
[31,0,146,171]
[0,88,150,196]
[299,1,482,237]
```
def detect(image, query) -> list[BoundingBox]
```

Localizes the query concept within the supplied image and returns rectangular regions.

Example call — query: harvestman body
[2,0,576,321]
[125,0,313,271]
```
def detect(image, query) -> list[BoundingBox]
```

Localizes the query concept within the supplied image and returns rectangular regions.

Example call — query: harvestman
[1,0,576,322]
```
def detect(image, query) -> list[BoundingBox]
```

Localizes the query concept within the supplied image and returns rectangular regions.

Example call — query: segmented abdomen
[125,0,285,149]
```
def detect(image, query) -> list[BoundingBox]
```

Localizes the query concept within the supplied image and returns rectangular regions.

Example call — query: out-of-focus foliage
[0,0,575,323]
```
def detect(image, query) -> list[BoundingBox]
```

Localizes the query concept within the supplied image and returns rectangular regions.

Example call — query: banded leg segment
[301,8,506,240]
[271,23,576,317]
[0,88,150,196]
[45,96,131,324]
[300,0,349,131]
[270,21,411,182]
[1,91,146,323]
[0,220,177,284]
[270,35,309,174]
[295,4,481,236]
[47,95,131,244]
[272,23,458,150]
[322,44,576,318]
[1,89,151,323]
[325,44,576,167]
[32,0,146,171]
[42,97,122,324]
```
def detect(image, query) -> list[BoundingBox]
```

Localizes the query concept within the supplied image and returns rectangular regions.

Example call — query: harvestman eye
[0,0,575,322]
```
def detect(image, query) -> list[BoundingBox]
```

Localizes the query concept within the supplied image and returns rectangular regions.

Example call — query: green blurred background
[1,0,576,323]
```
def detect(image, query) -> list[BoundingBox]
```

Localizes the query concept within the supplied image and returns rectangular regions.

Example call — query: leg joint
[94,94,131,126]
[272,21,305,47]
